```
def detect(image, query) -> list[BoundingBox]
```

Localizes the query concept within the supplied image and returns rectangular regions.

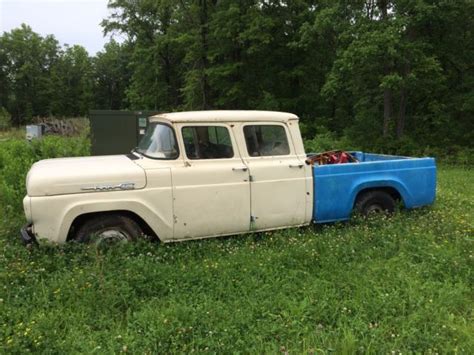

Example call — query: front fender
[30,188,174,243]
[60,200,171,243]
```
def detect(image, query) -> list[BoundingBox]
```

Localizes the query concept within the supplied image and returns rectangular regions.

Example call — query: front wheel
[355,190,396,216]
[73,214,143,245]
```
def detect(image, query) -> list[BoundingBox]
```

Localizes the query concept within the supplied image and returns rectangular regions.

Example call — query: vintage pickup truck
[21,111,436,245]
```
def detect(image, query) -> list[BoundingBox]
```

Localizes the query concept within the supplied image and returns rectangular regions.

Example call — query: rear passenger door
[171,124,251,240]
[238,123,308,230]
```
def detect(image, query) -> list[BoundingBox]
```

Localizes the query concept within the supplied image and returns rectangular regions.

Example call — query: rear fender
[350,179,411,210]
[313,175,411,223]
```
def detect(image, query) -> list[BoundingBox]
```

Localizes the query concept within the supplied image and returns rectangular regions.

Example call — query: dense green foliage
[0,1,473,152]
[0,24,130,123]
[100,0,474,152]
[0,135,90,229]
[0,135,472,352]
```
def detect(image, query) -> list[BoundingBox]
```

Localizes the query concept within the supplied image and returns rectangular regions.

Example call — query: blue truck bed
[312,152,437,223]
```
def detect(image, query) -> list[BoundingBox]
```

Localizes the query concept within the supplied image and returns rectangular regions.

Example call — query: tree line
[0,0,472,152]
[0,25,129,124]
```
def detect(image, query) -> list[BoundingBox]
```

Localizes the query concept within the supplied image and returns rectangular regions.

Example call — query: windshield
[136,122,179,159]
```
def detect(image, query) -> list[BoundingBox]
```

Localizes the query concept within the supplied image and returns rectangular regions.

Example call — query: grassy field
[0,136,472,353]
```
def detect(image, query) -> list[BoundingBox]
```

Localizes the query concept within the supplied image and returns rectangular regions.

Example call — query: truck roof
[149,110,299,123]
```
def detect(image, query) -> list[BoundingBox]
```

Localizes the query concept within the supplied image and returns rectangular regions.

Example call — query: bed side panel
[312,156,436,223]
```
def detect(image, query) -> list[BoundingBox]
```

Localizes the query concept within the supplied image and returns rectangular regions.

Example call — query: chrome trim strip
[81,182,135,191]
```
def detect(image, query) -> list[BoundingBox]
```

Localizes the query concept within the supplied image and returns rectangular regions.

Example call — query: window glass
[137,123,179,159]
[243,125,290,156]
[182,126,234,159]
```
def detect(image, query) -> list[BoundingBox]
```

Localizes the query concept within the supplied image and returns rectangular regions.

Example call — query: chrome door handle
[232,166,248,172]
[289,164,304,169]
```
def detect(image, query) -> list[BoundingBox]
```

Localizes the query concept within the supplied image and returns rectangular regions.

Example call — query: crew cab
[21,111,436,245]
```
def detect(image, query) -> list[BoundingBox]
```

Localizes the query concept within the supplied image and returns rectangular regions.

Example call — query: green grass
[0,137,473,353]
[0,127,24,140]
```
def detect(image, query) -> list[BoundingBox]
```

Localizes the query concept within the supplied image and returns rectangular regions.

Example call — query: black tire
[74,214,143,244]
[355,190,396,216]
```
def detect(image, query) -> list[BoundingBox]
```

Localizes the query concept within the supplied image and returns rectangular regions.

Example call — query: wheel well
[355,187,403,206]
[67,210,159,241]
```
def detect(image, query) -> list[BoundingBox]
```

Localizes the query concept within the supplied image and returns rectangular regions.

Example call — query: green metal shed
[88,110,159,155]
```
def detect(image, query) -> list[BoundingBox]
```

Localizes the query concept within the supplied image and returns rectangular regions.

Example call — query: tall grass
[0,135,472,353]
[0,135,90,232]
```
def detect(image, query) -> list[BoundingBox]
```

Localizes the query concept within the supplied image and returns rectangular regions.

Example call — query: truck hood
[26,155,146,197]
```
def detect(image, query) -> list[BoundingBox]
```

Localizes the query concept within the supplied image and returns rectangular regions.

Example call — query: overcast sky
[0,0,119,55]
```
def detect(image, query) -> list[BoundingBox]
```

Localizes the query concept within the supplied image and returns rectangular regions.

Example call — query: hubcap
[366,204,384,214]
[92,229,129,246]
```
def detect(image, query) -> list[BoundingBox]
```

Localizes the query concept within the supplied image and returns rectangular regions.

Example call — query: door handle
[232,166,248,172]
[289,164,304,169]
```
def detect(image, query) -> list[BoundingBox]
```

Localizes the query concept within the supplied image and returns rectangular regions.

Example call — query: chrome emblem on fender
[81,182,135,191]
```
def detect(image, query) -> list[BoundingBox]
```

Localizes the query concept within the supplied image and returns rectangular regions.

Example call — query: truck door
[237,123,309,230]
[171,124,251,239]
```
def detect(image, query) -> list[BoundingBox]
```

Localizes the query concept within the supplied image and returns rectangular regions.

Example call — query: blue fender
[349,179,412,210]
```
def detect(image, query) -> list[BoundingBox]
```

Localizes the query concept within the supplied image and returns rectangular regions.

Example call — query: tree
[321,0,445,149]
[418,0,474,148]
[93,40,132,109]
[103,0,185,110]
[50,45,94,116]
[0,24,59,124]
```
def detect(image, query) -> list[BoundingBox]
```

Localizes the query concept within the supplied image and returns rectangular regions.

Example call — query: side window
[243,125,290,157]
[182,126,234,159]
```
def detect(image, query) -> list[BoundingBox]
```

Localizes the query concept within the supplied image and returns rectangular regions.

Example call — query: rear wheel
[73,214,143,245]
[355,190,396,216]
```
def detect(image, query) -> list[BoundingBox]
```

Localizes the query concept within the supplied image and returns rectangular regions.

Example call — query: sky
[0,0,120,55]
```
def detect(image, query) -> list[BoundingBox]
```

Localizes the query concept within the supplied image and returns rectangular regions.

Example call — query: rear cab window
[182,126,234,159]
[243,125,290,157]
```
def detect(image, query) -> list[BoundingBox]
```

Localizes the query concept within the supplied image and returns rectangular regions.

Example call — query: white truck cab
[22,111,313,244]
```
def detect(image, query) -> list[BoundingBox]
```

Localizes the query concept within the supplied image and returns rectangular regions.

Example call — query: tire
[73,214,143,245]
[355,190,396,216]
